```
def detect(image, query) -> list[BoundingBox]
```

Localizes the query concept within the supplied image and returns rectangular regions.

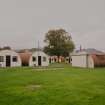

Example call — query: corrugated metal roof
[19,52,32,66]
[83,48,104,54]
[71,48,104,55]
[91,54,105,67]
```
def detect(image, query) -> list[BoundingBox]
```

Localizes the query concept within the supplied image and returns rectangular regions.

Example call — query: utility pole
[38,40,40,56]
[80,45,82,51]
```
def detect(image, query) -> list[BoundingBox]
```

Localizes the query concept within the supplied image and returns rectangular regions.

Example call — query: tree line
[0,28,75,58]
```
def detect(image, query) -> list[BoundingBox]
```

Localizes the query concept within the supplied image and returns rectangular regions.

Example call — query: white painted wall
[29,51,49,67]
[88,55,94,68]
[71,54,94,68]
[0,50,21,67]
[72,55,87,68]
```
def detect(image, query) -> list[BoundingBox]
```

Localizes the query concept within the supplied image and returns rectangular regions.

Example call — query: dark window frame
[12,56,18,62]
[0,56,4,62]
[32,57,36,62]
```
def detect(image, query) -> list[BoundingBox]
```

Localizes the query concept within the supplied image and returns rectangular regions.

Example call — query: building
[65,57,71,64]
[19,51,32,66]
[71,49,105,68]
[29,51,49,67]
[0,50,21,67]
[49,56,65,63]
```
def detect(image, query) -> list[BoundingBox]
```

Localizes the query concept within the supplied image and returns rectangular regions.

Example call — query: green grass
[0,64,105,105]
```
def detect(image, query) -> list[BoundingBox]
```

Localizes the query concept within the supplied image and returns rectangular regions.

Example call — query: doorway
[38,56,41,66]
[6,55,11,67]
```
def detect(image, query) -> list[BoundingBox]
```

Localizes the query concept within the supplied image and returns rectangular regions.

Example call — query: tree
[44,29,75,58]
[3,46,11,50]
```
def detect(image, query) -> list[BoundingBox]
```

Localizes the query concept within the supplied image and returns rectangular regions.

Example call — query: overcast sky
[0,0,105,51]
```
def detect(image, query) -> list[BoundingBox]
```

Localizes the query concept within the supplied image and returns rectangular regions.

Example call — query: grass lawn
[0,64,105,105]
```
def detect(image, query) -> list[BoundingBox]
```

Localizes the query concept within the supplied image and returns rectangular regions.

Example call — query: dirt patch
[26,84,42,91]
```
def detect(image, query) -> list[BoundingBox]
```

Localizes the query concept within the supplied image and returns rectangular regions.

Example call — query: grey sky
[0,0,105,51]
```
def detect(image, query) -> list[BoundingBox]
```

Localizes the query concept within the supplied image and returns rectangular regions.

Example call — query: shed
[49,56,65,63]
[0,50,21,67]
[71,49,105,68]
[29,51,49,67]
[19,52,32,66]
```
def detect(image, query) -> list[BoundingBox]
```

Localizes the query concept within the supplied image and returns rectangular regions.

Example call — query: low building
[49,56,65,63]
[29,51,49,66]
[19,51,32,66]
[29,51,49,67]
[0,50,21,67]
[65,57,71,64]
[71,49,105,68]
[19,50,49,67]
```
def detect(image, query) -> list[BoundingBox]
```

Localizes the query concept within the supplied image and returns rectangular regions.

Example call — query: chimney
[80,45,82,51]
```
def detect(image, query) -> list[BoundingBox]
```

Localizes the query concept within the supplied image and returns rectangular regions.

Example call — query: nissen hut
[71,49,105,68]
[0,50,21,67]
[29,51,49,67]
[19,50,49,67]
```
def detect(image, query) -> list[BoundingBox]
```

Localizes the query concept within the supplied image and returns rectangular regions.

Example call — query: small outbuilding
[71,49,105,68]
[0,50,21,67]
[19,51,32,66]
[49,56,65,63]
[29,51,49,67]
[65,57,71,64]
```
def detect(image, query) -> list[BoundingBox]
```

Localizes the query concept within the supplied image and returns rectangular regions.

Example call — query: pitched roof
[71,48,104,55]
[83,48,104,55]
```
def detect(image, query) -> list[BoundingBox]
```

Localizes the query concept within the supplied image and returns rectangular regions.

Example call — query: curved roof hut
[19,52,32,66]
[71,48,105,68]
[29,51,49,67]
[91,54,105,67]
[0,49,21,67]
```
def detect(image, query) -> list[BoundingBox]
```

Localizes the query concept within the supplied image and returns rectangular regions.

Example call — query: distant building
[29,51,49,67]
[71,48,105,68]
[19,50,49,67]
[19,51,32,66]
[49,56,65,63]
[0,50,21,67]
[65,57,71,64]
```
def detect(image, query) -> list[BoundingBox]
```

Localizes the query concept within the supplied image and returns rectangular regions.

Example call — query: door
[6,56,11,67]
[38,56,41,66]
[69,57,71,63]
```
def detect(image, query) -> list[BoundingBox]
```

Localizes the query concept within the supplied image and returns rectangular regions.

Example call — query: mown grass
[0,64,105,105]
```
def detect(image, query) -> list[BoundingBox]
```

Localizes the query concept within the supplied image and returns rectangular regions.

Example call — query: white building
[29,51,49,67]
[71,49,105,68]
[0,50,21,67]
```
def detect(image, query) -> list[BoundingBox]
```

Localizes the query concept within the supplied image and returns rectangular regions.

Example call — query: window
[33,57,36,62]
[66,58,69,61]
[43,57,46,62]
[0,56,4,62]
[13,56,18,62]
